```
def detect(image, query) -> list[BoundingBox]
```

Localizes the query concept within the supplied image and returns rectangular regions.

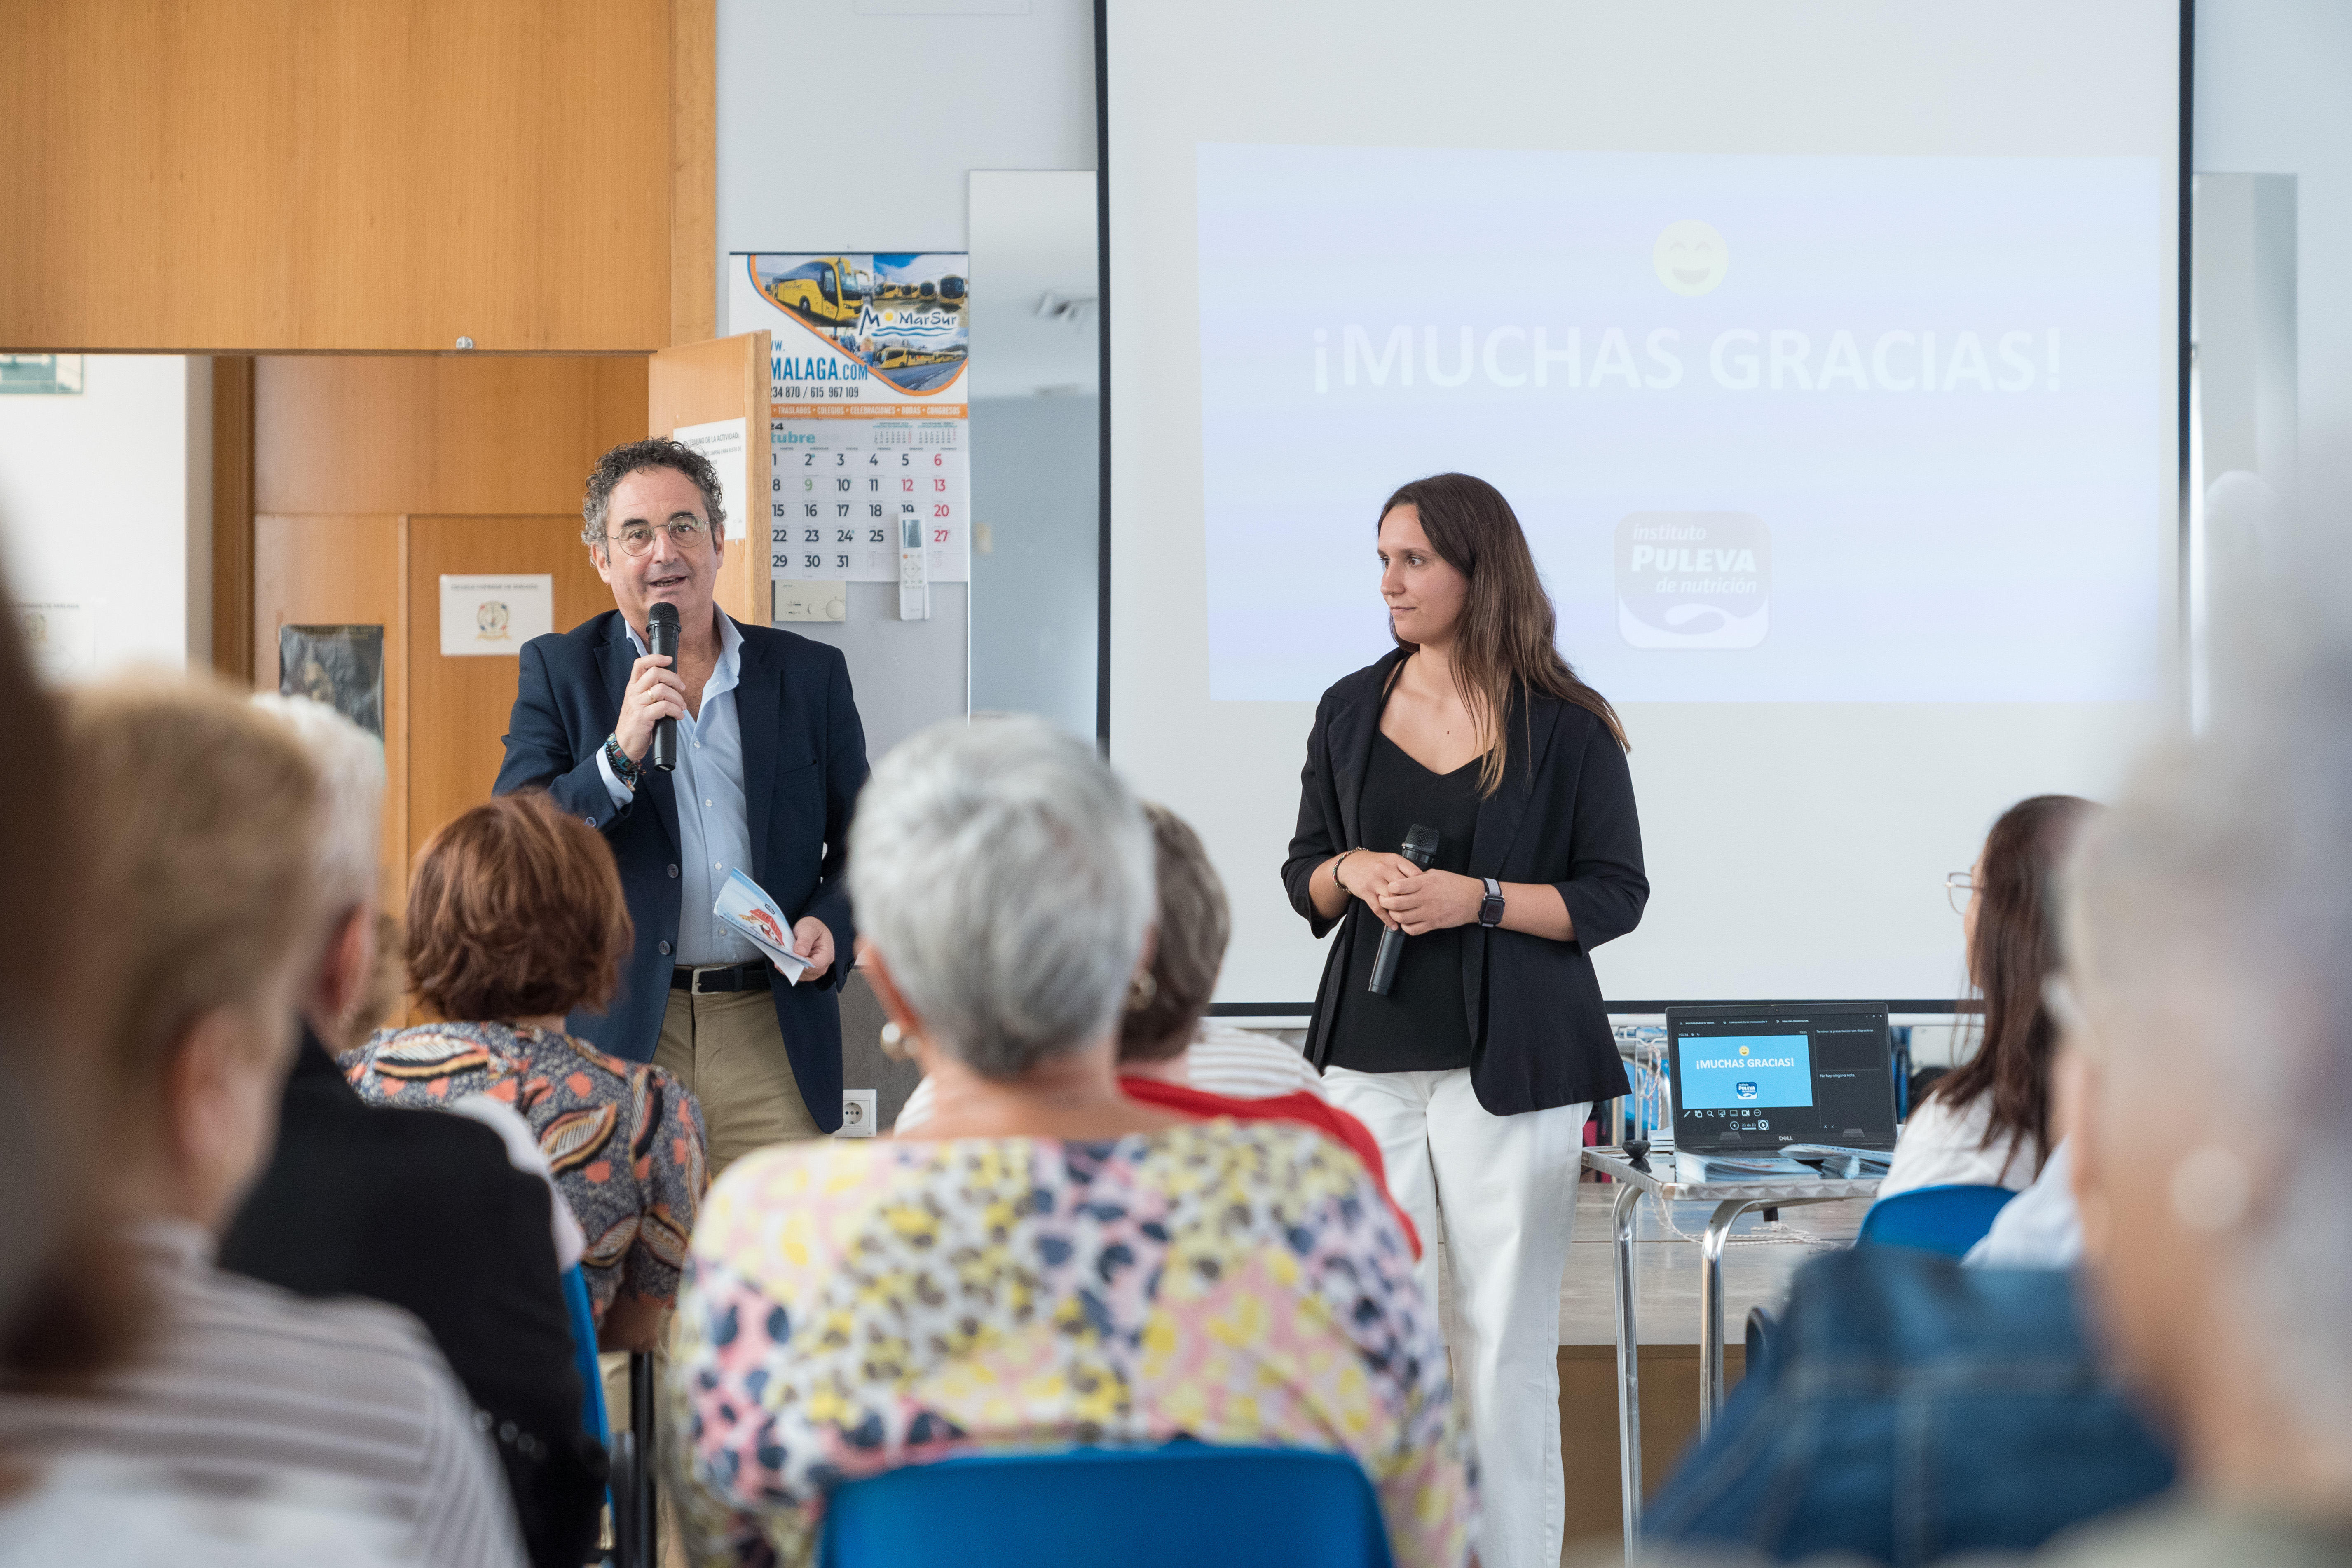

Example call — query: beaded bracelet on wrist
[604,732,642,792]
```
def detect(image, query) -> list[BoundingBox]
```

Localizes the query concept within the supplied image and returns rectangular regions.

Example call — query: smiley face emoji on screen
[1653,219,1729,296]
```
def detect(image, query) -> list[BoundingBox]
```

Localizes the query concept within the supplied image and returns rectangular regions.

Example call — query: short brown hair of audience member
[0,673,525,1566]
[406,789,633,1023]
[1120,802,1233,1059]
[347,790,707,1355]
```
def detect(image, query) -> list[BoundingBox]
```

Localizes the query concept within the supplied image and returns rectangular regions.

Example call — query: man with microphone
[496,438,869,1171]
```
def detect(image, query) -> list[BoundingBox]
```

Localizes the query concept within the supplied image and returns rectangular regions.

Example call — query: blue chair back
[819,1444,1394,1568]
[1857,1183,2018,1256]
[558,1264,607,1445]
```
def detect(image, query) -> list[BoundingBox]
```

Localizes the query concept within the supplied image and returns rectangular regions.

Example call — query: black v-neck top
[1327,731,1486,1074]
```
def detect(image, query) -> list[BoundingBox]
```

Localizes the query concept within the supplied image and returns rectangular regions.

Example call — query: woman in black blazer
[1281,472,1646,1568]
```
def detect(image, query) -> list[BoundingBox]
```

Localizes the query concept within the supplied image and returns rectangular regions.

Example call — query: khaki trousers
[652,982,825,1178]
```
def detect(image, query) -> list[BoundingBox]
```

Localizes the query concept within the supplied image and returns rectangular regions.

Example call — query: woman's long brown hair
[1380,473,1627,797]
[1929,793,2098,1171]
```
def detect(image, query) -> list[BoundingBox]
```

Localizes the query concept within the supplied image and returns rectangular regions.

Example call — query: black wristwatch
[1478,877,1505,928]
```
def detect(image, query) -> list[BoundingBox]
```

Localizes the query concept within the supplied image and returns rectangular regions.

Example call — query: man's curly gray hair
[580,438,727,546]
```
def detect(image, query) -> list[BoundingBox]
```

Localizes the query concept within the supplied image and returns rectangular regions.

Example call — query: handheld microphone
[647,601,681,773]
[1367,822,1439,996]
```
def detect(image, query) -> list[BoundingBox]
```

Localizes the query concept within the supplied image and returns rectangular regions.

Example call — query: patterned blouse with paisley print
[346,1020,708,1317]
[668,1121,1474,1568]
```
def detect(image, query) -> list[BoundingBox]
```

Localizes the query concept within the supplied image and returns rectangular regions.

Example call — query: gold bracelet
[1331,848,1356,891]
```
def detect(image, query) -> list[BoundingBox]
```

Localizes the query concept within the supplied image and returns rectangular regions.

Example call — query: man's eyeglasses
[1944,871,1976,915]
[609,518,708,557]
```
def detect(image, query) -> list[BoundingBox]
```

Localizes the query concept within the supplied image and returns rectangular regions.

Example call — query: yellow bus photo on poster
[728,253,971,592]
[733,253,969,398]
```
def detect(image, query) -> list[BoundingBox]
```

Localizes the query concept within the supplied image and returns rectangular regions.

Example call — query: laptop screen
[1666,1003,1898,1153]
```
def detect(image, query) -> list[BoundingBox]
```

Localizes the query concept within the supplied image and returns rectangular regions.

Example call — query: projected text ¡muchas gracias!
[1310,326,2063,395]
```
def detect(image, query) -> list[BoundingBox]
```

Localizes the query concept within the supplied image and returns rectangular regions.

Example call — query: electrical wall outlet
[839,1088,878,1137]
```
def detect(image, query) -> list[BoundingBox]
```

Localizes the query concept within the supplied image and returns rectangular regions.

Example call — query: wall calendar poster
[726,253,970,618]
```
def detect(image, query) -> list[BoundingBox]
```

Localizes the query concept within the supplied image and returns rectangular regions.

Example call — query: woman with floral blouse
[668,717,1472,1568]
[346,790,706,1352]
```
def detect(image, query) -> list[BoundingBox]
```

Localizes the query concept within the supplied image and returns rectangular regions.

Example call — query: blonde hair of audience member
[248,694,388,1054]
[2061,646,2352,1517]
[0,616,127,1417]
[851,715,1181,1140]
[1116,803,1231,1077]
[68,675,324,1236]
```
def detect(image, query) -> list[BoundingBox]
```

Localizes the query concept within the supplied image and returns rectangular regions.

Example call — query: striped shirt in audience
[893,1021,1319,1133]
[0,1222,524,1568]
[1185,1020,1324,1097]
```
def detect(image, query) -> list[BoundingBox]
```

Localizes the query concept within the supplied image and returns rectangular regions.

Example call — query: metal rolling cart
[1580,1146,1881,1562]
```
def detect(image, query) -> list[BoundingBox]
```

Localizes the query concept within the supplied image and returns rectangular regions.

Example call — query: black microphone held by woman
[647,600,680,772]
[1367,823,1438,995]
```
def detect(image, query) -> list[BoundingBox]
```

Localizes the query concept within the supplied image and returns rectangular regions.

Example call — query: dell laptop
[1666,1001,1900,1177]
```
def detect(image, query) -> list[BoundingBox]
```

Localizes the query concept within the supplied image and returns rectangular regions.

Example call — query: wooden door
[405,516,613,869]
[247,354,649,909]
[254,513,409,905]
[648,333,772,627]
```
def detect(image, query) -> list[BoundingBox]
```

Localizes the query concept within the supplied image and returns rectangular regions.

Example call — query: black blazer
[1282,650,1648,1114]
[494,610,869,1130]
[220,1029,606,1568]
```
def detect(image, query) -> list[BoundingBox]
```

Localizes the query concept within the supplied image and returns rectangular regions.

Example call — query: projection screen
[1102,0,2187,1011]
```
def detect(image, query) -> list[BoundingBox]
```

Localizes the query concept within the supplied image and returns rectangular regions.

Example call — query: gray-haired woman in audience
[668,716,1471,1568]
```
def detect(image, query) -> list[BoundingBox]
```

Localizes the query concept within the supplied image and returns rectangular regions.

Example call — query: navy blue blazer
[494,610,868,1131]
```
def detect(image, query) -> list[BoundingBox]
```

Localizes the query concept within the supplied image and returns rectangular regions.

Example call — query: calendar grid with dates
[769,416,969,586]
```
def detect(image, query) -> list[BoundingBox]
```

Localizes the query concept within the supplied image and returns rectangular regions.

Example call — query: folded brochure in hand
[713,868,809,985]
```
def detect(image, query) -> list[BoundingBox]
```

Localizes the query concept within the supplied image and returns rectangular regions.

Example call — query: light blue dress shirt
[596,614,762,967]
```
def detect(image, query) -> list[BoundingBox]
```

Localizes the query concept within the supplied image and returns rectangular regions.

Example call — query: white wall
[0,355,211,676]
[716,0,1094,262]
[2197,0,2352,549]
[715,0,1096,755]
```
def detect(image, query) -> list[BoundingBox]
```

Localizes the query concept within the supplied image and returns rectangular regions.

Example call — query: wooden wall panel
[255,356,649,518]
[254,513,409,907]
[406,514,614,868]
[0,1,674,352]
[648,333,772,626]
[672,0,718,346]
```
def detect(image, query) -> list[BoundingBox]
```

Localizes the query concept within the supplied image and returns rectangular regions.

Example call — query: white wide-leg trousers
[1323,1066,1588,1568]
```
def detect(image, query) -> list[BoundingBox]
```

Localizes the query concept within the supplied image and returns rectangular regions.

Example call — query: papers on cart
[1675,1152,1818,1183]
[714,868,808,985]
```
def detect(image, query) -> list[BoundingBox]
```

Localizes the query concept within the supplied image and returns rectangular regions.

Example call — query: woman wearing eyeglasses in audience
[1880,794,2099,1200]
[671,717,1469,1568]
